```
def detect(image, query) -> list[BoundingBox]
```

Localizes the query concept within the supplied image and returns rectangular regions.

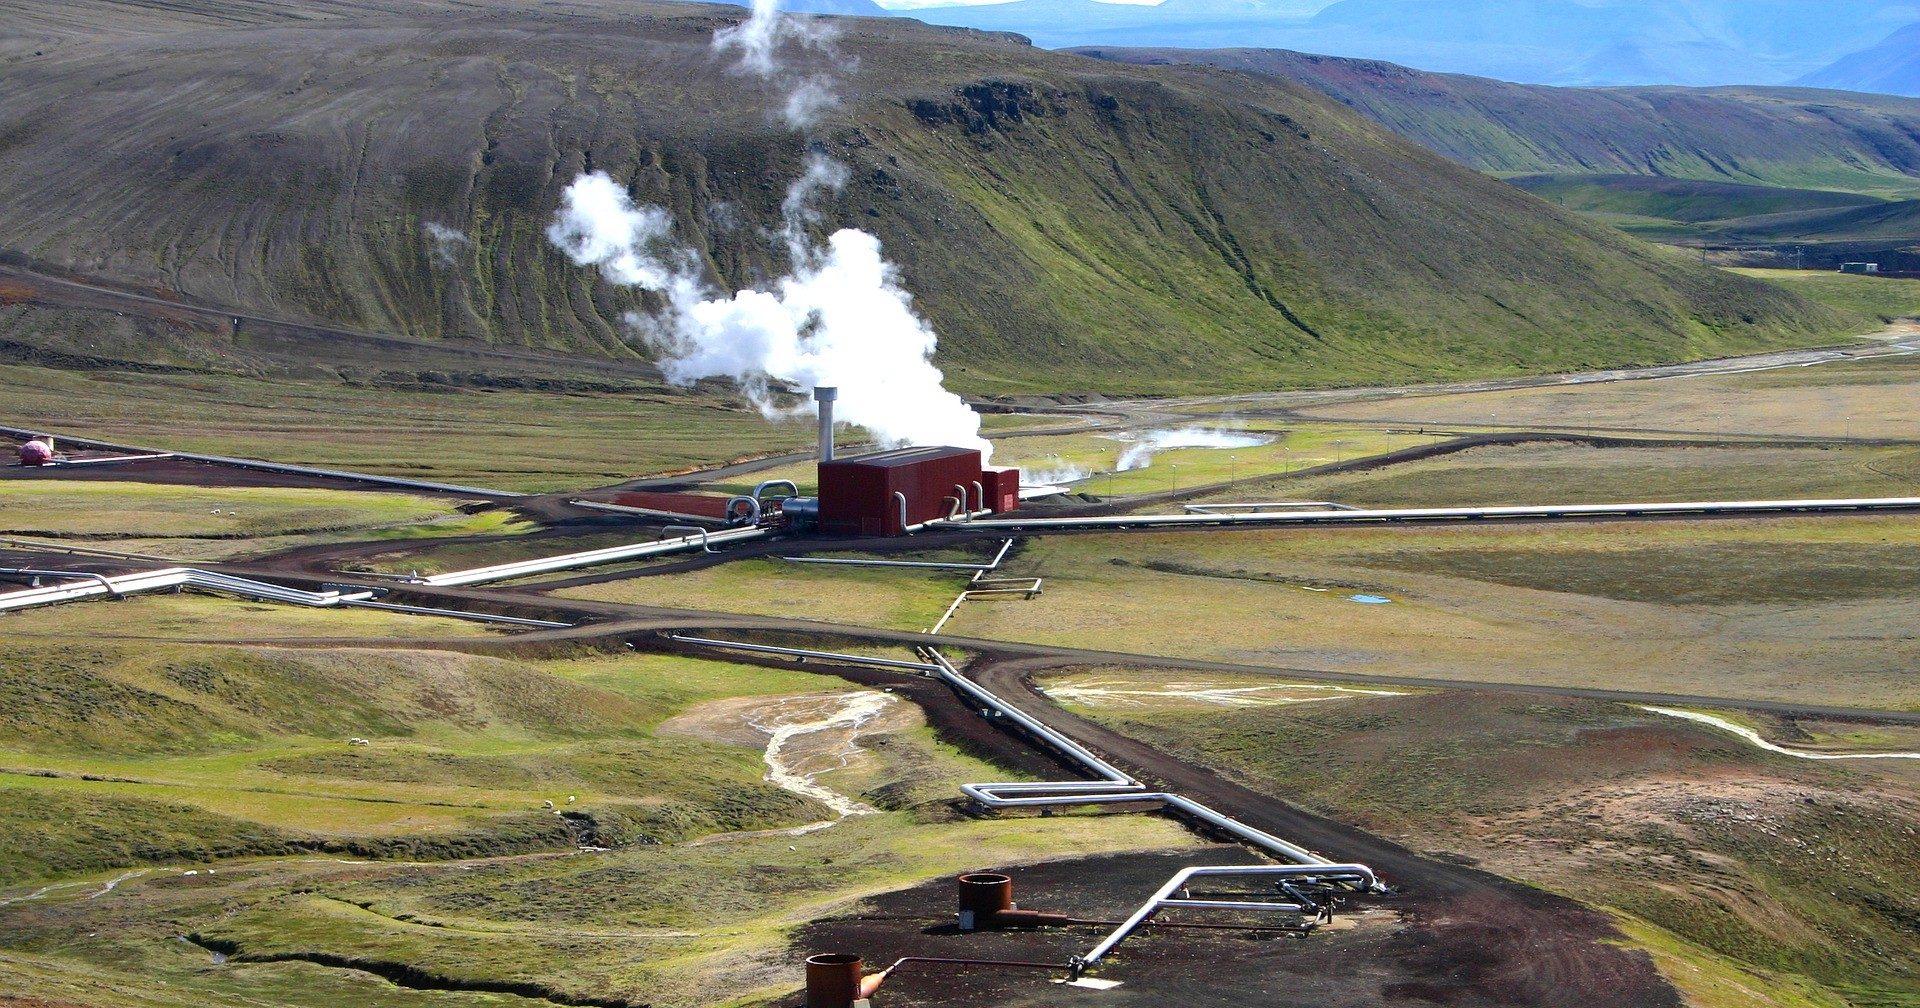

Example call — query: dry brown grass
[1302,335,1920,440]
[950,517,1920,711]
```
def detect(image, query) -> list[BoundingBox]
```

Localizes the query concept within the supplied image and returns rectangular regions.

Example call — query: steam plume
[548,0,983,455]
[548,173,988,455]
[714,0,843,128]
[422,222,469,267]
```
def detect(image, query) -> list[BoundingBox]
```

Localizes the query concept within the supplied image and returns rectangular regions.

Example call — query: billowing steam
[549,173,988,455]
[422,222,468,267]
[1108,426,1275,471]
[715,0,843,129]
[547,0,986,456]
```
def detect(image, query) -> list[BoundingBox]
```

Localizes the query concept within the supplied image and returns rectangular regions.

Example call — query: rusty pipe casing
[956,873,1073,931]
[806,953,884,1008]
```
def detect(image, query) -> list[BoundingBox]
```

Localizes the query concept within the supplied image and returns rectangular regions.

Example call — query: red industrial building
[817,447,1019,536]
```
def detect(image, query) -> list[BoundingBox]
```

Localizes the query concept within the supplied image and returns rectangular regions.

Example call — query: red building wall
[982,466,1021,513]
[817,447,988,536]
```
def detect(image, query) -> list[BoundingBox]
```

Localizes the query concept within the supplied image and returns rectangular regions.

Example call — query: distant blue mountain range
[848,0,1920,89]
[1796,21,1920,96]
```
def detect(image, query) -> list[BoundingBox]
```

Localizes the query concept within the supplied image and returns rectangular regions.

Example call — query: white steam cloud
[1107,426,1275,471]
[423,222,468,267]
[714,0,844,128]
[546,0,985,457]
[548,172,988,455]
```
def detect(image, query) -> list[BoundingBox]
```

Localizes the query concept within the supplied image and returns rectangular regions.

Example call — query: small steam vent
[18,436,55,466]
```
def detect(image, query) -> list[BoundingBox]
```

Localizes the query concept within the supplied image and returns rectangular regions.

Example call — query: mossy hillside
[0,672,1198,1008]
[0,3,1860,396]
[1732,269,1920,323]
[1509,176,1888,226]
[1080,48,1920,199]
[0,644,856,885]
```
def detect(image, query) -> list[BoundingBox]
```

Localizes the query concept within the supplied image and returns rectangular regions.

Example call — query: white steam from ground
[1109,426,1275,470]
[422,222,468,267]
[547,0,987,455]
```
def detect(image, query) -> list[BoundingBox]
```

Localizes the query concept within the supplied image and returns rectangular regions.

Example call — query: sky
[876,0,1337,11]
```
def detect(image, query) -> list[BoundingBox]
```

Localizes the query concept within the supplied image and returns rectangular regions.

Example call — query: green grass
[0,643,875,887]
[0,363,818,493]
[552,557,970,632]
[994,423,1444,496]
[0,593,497,641]
[1304,347,1920,440]
[0,5,1871,405]
[1362,541,1920,605]
[1253,442,1920,509]
[0,478,478,538]
[1509,175,1886,236]
[1733,269,1920,323]
[947,516,1920,711]
[1610,913,1852,1008]
[0,653,1199,1008]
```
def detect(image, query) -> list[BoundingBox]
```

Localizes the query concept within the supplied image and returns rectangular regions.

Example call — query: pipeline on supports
[662,634,1384,987]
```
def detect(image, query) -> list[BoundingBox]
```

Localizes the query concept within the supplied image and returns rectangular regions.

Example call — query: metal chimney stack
[814,386,839,462]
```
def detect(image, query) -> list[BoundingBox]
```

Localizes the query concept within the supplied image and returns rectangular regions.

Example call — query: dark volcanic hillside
[1078,47,1920,199]
[0,2,1856,394]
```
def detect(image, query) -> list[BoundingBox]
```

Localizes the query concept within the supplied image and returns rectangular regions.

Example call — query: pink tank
[18,439,54,466]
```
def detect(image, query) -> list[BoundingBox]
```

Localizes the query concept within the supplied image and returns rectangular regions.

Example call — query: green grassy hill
[1507,175,1887,235]
[0,1,1861,396]
[1076,47,1920,199]
[0,642,832,885]
[1711,197,1920,242]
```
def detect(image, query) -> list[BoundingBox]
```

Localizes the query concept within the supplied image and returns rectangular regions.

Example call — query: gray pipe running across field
[0,566,568,627]
[783,539,1015,571]
[968,496,1920,532]
[0,424,519,498]
[663,634,1357,869]
[661,633,1380,975]
[414,525,773,587]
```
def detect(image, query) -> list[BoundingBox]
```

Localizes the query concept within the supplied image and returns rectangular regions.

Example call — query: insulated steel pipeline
[662,643,1378,855]
[965,496,1920,532]
[0,424,519,498]
[663,635,1361,870]
[0,567,570,627]
[413,525,773,587]
[665,635,1381,975]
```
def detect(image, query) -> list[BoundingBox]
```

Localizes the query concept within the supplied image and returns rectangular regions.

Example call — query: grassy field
[949,516,1920,711]
[1222,441,1920,508]
[1304,343,1920,440]
[1736,270,1920,323]
[709,423,1444,499]
[0,644,868,887]
[0,480,460,538]
[550,555,979,633]
[1,363,817,492]
[0,2,1869,403]
[0,637,1198,1008]
[1041,685,1920,1007]
[0,593,499,641]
